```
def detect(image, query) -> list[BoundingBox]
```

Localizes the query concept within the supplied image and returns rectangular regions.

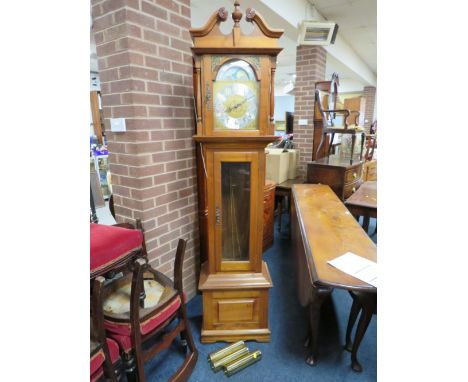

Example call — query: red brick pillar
[91,0,199,299]
[362,86,376,132]
[293,45,327,177]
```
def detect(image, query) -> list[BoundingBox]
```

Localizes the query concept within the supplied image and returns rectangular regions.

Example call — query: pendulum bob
[207,340,245,364]
[211,346,250,372]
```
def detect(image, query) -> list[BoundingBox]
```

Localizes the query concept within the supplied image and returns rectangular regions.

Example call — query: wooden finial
[245,7,255,22]
[232,1,242,26]
[218,7,228,21]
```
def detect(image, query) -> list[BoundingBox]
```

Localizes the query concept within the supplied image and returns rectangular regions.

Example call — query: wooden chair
[364,134,377,161]
[99,239,198,382]
[91,276,122,381]
[314,75,365,163]
[90,222,148,380]
[90,221,147,280]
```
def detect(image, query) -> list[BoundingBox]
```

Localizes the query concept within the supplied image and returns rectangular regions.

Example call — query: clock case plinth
[190,3,283,344]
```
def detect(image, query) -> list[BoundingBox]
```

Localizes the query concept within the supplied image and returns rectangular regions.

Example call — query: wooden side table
[345,181,377,234]
[263,180,277,251]
[275,177,304,234]
[306,155,363,201]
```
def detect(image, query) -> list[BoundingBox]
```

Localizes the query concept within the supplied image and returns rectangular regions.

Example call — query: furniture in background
[91,90,105,144]
[91,168,105,209]
[291,184,376,372]
[364,120,377,162]
[364,134,377,161]
[100,239,198,382]
[312,74,339,160]
[343,96,363,125]
[266,148,298,184]
[306,155,363,201]
[345,181,377,234]
[90,184,99,223]
[314,75,365,164]
[285,111,294,134]
[275,177,304,234]
[92,154,111,200]
[263,180,277,251]
[362,159,377,181]
[191,2,283,343]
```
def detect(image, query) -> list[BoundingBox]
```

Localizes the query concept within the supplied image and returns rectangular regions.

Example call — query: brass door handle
[352,187,356,193]
[353,172,357,179]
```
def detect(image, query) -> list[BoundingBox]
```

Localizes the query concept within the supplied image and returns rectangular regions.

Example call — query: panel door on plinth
[207,150,263,273]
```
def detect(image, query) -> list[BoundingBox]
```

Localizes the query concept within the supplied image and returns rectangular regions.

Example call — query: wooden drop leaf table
[291,184,377,371]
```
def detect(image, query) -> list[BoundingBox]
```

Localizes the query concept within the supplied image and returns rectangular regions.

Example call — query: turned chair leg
[360,132,365,161]
[328,133,335,156]
[350,134,356,164]
[123,352,138,382]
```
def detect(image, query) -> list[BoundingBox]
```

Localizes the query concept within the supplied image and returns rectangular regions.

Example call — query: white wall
[274,95,295,121]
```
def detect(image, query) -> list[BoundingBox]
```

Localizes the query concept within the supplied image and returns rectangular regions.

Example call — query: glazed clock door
[212,151,261,272]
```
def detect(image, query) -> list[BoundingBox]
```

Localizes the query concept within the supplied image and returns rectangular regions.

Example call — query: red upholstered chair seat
[102,273,182,352]
[90,337,120,382]
[90,223,143,276]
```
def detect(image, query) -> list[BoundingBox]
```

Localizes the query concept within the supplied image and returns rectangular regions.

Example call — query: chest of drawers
[263,180,276,252]
[306,155,363,201]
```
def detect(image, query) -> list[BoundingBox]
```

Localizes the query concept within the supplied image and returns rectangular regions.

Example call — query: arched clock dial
[213,60,259,130]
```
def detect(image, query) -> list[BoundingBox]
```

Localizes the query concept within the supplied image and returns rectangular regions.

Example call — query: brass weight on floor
[207,340,245,364]
[211,346,249,372]
[224,350,262,377]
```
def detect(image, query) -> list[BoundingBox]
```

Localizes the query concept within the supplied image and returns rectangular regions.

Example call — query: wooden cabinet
[306,155,363,201]
[263,180,276,252]
[190,2,283,343]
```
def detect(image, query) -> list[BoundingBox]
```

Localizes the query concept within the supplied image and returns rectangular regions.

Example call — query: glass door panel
[221,162,251,261]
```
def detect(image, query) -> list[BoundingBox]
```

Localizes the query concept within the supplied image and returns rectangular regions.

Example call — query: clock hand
[225,95,255,113]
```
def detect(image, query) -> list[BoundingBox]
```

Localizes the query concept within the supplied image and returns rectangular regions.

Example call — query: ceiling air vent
[298,21,339,46]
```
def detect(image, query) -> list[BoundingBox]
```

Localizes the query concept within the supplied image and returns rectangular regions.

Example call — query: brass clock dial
[213,59,259,130]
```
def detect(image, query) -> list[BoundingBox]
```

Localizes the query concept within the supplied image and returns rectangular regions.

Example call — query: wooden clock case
[190,2,283,343]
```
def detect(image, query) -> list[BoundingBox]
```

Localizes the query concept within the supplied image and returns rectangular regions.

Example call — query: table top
[345,181,377,210]
[275,177,304,191]
[292,184,376,292]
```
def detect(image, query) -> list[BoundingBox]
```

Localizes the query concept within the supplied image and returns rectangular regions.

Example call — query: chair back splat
[173,239,186,294]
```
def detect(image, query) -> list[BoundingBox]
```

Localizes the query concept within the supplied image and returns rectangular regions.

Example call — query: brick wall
[293,45,327,177]
[362,86,376,132]
[91,0,199,299]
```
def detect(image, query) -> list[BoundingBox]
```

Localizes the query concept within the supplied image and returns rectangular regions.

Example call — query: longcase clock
[190,1,283,343]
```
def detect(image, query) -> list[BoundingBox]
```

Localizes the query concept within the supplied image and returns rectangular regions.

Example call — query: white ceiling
[191,0,376,93]
[312,0,376,73]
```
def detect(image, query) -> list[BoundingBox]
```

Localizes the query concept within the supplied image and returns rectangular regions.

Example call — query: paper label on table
[327,252,377,287]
